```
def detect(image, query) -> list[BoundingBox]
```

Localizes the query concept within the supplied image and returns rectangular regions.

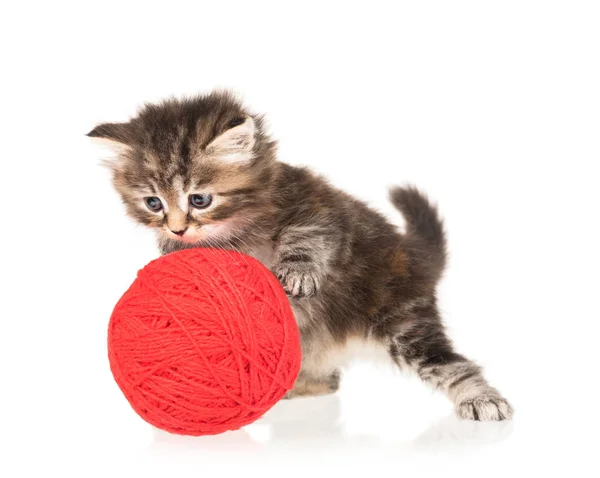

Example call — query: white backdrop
[1,1,599,476]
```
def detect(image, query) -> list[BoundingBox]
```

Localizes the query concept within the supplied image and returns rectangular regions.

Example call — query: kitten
[89,91,513,421]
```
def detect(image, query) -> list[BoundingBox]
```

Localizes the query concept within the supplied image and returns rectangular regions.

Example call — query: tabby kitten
[89,91,513,421]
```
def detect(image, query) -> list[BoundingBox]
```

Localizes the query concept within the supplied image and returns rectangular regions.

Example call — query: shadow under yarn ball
[108,248,302,436]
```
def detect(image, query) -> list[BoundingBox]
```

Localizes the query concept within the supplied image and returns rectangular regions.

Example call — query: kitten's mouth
[172,235,203,244]
[162,227,203,244]
[162,223,232,245]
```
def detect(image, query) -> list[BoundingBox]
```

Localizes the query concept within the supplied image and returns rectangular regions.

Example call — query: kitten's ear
[205,116,256,163]
[86,122,134,153]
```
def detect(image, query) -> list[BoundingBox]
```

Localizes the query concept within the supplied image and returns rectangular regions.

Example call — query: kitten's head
[88,91,277,247]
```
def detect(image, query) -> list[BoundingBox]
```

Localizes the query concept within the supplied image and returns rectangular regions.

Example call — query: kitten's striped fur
[89,91,513,421]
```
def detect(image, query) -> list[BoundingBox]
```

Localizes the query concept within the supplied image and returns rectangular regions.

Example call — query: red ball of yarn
[108,248,301,436]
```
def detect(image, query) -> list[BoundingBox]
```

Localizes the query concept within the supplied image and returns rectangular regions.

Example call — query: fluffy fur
[89,91,513,421]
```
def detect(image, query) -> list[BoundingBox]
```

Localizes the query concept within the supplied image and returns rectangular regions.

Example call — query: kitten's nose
[170,228,187,236]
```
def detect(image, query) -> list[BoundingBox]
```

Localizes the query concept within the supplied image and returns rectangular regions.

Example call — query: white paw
[456,396,513,421]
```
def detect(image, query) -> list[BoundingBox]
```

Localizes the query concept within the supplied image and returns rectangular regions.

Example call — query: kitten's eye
[189,194,213,209]
[144,197,163,212]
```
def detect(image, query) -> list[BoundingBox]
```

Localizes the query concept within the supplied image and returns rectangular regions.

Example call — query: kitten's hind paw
[456,396,514,421]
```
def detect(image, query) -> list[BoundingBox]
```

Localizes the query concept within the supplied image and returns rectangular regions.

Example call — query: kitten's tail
[389,186,447,283]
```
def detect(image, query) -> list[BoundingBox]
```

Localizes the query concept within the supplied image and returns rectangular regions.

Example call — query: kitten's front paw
[273,263,321,298]
[284,371,340,399]
[456,395,513,421]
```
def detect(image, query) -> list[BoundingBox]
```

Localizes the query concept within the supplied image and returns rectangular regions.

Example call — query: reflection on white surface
[413,414,514,450]
[149,393,513,454]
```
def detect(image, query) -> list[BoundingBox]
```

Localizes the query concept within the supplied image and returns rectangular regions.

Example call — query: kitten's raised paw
[274,263,321,298]
[456,396,514,421]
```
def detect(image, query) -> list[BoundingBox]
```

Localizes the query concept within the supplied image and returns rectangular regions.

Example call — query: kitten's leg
[285,370,340,399]
[285,316,341,399]
[272,225,341,298]
[388,302,513,421]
